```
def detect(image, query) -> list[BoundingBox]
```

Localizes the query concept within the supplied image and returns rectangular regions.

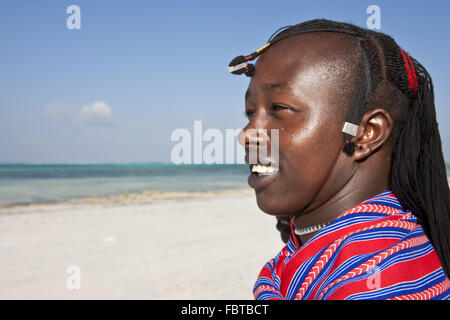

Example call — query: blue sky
[0,0,449,163]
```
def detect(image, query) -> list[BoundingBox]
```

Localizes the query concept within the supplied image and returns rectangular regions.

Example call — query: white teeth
[251,164,279,175]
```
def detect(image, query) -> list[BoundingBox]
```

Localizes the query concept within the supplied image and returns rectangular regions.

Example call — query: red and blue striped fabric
[254,191,450,300]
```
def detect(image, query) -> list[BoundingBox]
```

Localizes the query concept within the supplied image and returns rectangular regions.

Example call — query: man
[229,19,450,300]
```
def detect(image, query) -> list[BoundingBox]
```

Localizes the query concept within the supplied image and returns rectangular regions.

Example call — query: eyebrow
[245,81,292,100]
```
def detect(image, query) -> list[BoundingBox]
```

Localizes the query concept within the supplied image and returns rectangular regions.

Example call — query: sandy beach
[0,189,282,299]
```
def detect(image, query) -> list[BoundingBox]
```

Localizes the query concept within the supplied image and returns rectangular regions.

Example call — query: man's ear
[352,108,393,160]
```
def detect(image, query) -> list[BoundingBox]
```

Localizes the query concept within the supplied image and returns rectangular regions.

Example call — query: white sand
[0,190,282,299]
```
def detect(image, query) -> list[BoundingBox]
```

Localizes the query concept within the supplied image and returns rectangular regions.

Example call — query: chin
[254,190,300,216]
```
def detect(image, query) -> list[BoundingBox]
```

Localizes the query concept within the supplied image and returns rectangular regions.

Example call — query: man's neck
[293,161,389,244]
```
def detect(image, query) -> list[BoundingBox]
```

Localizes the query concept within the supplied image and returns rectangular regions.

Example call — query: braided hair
[228,19,450,277]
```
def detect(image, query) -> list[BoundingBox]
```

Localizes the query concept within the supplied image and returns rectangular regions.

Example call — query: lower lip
[248,171,279,190]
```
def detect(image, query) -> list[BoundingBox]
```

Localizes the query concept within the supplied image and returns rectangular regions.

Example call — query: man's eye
[271,104,290,112]
[244,110,255,118]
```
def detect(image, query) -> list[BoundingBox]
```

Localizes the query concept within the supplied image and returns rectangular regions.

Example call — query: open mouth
[247,162,280,190]
[250,163,279,175]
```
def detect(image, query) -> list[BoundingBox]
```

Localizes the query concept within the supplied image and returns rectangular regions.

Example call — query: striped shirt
[254,191,450,300]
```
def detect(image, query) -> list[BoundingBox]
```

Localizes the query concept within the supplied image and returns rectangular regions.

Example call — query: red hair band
[398,46,418,95]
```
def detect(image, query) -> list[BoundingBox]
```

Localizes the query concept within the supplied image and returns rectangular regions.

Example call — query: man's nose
[238,122,270,148]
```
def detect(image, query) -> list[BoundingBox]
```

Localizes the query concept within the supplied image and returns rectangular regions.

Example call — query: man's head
[240,31,395,216]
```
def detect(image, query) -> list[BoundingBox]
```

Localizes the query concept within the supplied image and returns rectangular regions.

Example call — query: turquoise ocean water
[0,164,250,206]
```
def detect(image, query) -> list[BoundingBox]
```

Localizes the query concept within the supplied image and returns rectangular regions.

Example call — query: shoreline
[0,188,254,213]
[2,177,448,213]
